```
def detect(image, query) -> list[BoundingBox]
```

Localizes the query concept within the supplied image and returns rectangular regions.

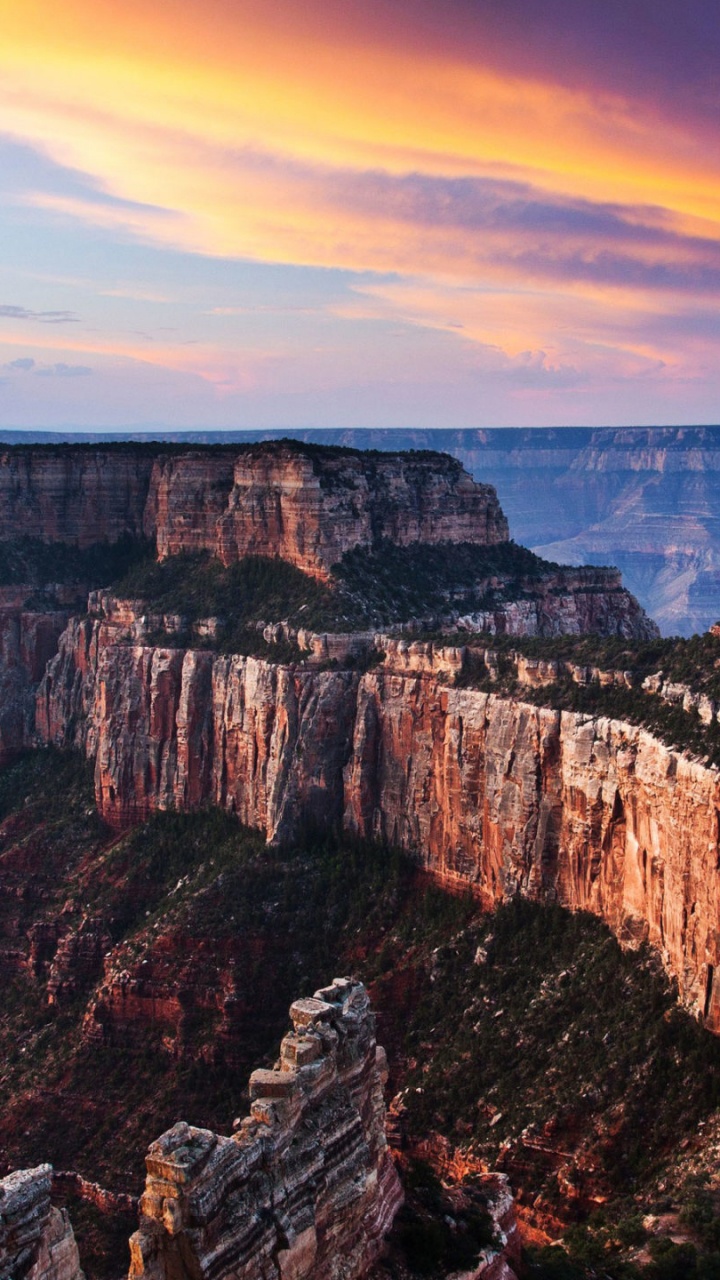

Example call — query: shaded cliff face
[130,978,403,1280]
[37,627,720,1029]
[0,450,155,547]
[0,590,72,765]
[146,445,509,578]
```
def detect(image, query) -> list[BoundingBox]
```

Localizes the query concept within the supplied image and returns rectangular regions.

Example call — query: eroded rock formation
[0,449,154,547]
[0,1165,83,1280]
[0,443,508,577]
[144,445,509,577]
[35,630,720,1030]
[129,978,403,1280]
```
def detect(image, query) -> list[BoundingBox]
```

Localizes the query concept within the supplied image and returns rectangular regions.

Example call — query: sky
[2,0,720,430]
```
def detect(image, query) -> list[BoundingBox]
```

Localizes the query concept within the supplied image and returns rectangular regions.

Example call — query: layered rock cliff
[37,623,720,1030]
[129,977,403,1280]
[0,443,508,578]
[0,449,154,547]
[0,1165,83,1280]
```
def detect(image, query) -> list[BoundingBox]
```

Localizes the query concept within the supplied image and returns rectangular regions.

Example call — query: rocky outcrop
[37,626,720,1030]
[0,444,508,580]
[345,660,720,1028]
[0,1165,83,1280]
[145,444,509,578]
[128,978,403,1280]
[451,566,657,639]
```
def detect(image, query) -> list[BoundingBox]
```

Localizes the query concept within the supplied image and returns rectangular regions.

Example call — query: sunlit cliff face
[2,0,720,427]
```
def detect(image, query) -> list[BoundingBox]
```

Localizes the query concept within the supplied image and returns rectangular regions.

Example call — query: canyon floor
[2,751,720,1280]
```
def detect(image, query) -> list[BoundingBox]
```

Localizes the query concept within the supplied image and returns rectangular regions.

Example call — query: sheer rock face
[0,445,508,577]
[344,668,720,1028]
[128,978,403,1280]
[0,1165,83,1280]
[37,627,720,1029]
[145,445,509,578]
[0,450,154,547]
[0,592,72,764]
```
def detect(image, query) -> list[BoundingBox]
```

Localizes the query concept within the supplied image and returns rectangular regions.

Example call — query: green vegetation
[0,534,150,597]
[108,539,565,648]
[399,897,720,1193]
[4,753,720,1277]
[335,538,559,623]
[113,550,337,641]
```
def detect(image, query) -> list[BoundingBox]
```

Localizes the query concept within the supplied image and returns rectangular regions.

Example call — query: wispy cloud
[2,355,92,377]
[0,304,78,324]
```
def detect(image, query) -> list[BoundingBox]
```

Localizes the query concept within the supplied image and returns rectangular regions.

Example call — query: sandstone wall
[36,626,720,1029]
[0,445,508,581]
[128,978,403,1280]
[345,666,720,1028]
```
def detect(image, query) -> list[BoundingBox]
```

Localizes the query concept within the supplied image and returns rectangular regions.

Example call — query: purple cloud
[0,305,78,324]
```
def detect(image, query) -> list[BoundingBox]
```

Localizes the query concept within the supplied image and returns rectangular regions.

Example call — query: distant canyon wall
[0,444,508,578]
[37,627,720,1031]
[247,426,720,636]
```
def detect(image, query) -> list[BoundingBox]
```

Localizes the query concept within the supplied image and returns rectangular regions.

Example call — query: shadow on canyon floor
[2,751,720,1278]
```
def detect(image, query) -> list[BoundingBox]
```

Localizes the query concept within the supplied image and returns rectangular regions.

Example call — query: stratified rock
[0,1165,83,1280]
[145,444,509,578]
[36,628,720,1031]
[128,978,403,1280]
[345,666,720,1028]
[0,449,154,547]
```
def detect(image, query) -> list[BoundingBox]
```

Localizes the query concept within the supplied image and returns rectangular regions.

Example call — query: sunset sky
[2,0,720,429]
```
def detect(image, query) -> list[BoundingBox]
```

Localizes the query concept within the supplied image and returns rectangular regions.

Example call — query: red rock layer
[0,449,154,546]
[146,444,509,577]
[128,979,403,1280]
[37,629,720,1029]
[0,445,508,579]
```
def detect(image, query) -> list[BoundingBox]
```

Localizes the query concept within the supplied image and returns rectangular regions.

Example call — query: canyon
[35,617,720,1032]
[3,438,720,1279]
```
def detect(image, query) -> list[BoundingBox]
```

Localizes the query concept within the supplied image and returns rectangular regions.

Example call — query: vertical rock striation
[128,978,403,1280]
[0,449,155,546]
[0,1165,83,1280]
[37,624,720,1028]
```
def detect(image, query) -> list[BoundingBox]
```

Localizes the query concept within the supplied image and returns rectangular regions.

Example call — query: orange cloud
[4,0,720,275]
